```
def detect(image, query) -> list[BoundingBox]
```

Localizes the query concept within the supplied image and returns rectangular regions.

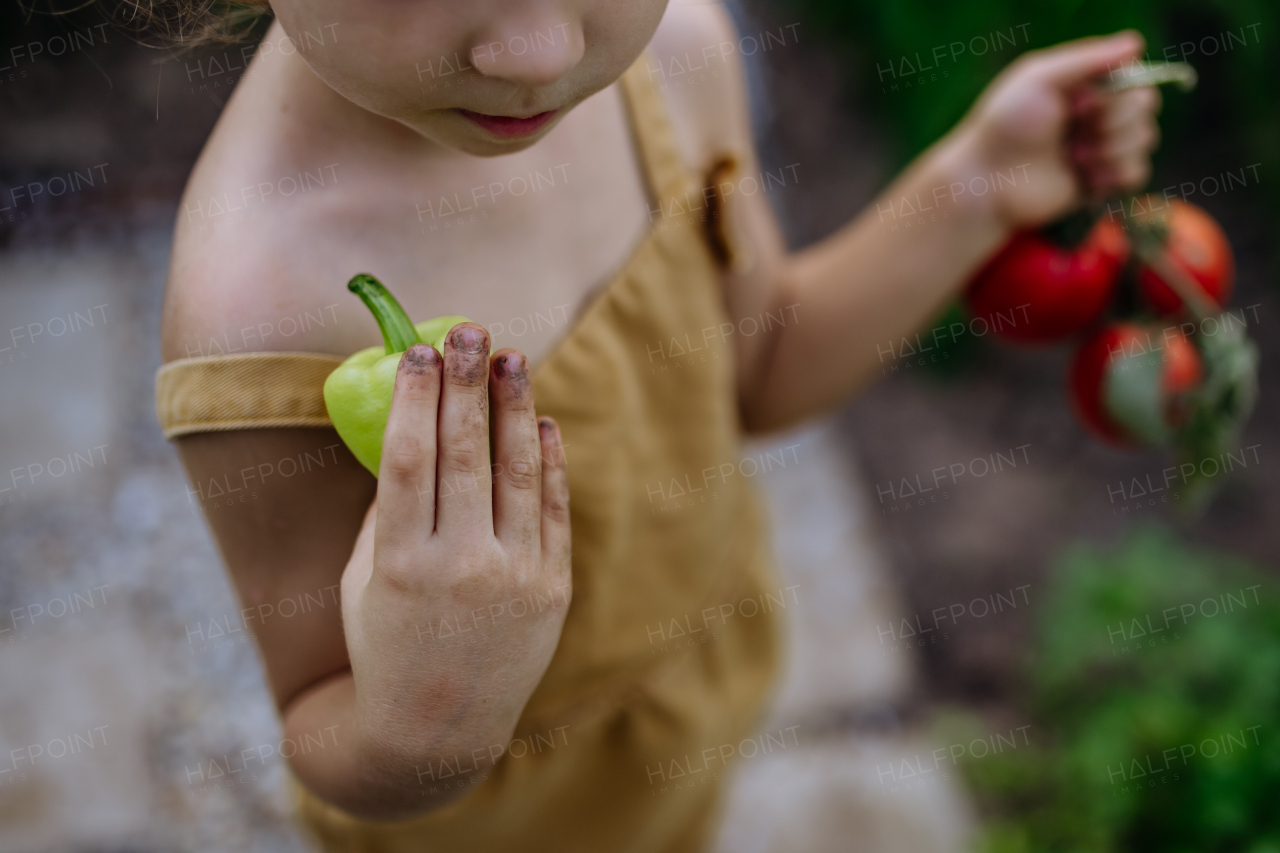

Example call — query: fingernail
[400,343,439,373]
[450,325,488,354]
[539,418,565,465]
[495,352,527,380]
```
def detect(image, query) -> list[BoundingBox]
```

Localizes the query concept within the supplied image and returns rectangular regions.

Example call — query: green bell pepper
[323,273,472,476]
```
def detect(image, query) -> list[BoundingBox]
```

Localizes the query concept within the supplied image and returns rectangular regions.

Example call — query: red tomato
[1133,197,1235,315]
[965,217,1128,344]
[1069,322,1203,446]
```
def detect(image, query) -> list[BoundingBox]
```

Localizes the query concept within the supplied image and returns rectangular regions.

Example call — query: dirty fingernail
[450,325,488,354]
[400,343,439,373]
[495,351,527,380]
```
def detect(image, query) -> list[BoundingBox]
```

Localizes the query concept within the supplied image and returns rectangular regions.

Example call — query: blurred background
[0,0,1277,850]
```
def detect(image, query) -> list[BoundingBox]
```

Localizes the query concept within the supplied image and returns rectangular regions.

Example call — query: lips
[458,109,559,139]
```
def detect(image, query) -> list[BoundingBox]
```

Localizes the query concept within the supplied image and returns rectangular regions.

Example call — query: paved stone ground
[0,230,972,851]
[715,425,973,853]
[0,234,312,851]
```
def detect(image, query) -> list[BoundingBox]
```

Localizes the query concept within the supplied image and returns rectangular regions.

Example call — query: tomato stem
[1113,199,1218,322]
[1098,61,1197,94]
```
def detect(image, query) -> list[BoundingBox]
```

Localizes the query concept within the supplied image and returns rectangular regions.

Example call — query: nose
[467,18,585,88]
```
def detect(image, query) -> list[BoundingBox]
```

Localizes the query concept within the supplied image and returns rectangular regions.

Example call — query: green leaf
[1174,318,1260,509]
[1104,351,1171,447]
[959,530,1280,851]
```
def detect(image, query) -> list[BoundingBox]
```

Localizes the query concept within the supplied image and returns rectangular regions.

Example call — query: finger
[1075,118,1159,164]
[1081,151,1150,197]
[436,322,494,537]
[1097,87,1161,136]
[538,417,571,575]
[1073,78,1160,114]
[1103,120,1160,161]
[1100,155,1152,194]
[1029,31,1144,91]
[376,345,442,548]
[490,349,543,551]
[343,498,378,595]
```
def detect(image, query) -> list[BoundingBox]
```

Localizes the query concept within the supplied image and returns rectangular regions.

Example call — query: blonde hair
[111,0,271,47]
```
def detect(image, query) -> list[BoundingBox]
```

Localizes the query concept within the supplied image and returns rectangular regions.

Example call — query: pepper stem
[347,274,420,355]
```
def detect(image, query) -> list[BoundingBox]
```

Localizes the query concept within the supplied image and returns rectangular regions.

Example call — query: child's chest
[326,86,654,366]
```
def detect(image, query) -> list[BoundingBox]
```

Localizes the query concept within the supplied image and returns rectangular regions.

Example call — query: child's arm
[670,16,1155,431]
[173,334,571,820]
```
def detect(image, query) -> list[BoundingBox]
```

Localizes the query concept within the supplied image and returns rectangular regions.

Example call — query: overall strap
[618,54,693,203]
[155,351,342,439]
[619,52,748,271]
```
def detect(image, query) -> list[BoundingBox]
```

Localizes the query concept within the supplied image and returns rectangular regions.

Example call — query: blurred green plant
[951,529,1280,852]
[767,0,1278,183]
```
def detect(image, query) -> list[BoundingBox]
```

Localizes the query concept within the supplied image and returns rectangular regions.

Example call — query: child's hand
[339,325,571,808]
[950,31,1157,228]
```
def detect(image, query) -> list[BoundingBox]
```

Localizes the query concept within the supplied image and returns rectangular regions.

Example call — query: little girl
[154,0,1157,849]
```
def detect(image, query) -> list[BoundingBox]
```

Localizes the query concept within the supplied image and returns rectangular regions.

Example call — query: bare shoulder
[646,0,757,175]
[161,68,378,362]
[163,168,363,363]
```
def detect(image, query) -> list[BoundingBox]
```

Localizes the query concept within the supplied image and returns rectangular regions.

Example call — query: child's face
[271,0,669,156]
